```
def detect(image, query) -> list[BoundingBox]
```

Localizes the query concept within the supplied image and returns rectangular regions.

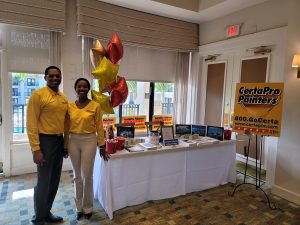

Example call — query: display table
[93,141,236,219]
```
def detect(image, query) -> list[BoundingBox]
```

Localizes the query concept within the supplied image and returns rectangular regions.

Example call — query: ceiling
[99,0,270,23]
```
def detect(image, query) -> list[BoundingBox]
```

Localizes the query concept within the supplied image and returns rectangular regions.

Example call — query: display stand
[228,133,276,209]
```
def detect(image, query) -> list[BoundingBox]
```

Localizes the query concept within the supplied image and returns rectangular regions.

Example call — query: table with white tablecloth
[93,141,236,219]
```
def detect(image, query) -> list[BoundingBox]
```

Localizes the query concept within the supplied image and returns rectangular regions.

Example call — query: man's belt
[39,133,63,137]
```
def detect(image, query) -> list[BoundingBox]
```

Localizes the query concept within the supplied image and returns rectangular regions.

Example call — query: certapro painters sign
[232,83,284,137]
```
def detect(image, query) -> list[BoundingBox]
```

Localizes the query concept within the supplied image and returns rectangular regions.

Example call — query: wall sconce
[292,54,300,78]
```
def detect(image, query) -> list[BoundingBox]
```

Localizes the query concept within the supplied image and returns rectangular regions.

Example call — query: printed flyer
[152,115,173,129]
[102,117,116,130]
[122,115,147,130]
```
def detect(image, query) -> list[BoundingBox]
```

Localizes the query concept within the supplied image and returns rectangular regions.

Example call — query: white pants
[68,133,97,213]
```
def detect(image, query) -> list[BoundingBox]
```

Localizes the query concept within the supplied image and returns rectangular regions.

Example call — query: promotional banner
[152,115,173,129]
[122,115,147,130]
[232,83,284,137]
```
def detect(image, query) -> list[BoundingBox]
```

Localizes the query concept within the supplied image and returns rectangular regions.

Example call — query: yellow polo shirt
[68,100,104,146]
[26,86,68,151]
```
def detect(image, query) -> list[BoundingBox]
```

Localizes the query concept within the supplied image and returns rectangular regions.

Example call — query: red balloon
[107,34,123,64]
[110,76,128,107]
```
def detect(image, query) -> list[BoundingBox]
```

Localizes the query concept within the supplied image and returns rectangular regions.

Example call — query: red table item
[224,130,232,140]
[116,137,125,150]
[106,140,117,154]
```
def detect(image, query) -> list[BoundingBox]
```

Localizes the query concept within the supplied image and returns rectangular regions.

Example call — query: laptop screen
[175,124,191,135]
[191,125,206,136]
[207,126,224,141]
[117,126,135,138]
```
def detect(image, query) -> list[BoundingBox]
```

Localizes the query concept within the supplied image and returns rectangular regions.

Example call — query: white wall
[62,0,83,102]
[272,0,300,205]
[199,0,288,45]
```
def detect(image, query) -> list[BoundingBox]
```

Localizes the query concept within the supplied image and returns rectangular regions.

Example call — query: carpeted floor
[0,168,299,225]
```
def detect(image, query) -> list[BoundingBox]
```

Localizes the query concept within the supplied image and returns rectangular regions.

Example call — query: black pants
[33,134,64,221]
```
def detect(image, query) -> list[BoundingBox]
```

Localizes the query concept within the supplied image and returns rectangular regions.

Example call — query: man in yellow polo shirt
[27,66,68,225]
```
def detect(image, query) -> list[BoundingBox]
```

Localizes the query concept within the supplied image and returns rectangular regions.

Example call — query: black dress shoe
[31,215,45,225]
[77,212,83,220]
[31,221,45,225]
[45,213,63,223]
[31,220,45,225]
[84,212,93,219]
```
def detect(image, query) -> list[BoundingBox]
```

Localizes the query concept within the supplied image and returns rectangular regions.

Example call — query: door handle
[0,114,2,126]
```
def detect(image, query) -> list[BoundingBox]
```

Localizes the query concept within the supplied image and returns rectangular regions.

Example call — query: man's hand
[33,150,45,167]
[99,146,110,161]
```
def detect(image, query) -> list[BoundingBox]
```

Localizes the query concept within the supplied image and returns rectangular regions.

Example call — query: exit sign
[226,25,240,38]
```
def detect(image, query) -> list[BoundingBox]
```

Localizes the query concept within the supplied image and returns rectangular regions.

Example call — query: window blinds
[0,0,66,31]
[77,0,199,52]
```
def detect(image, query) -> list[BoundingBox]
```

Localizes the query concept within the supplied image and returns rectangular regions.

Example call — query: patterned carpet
[0,169,300,225]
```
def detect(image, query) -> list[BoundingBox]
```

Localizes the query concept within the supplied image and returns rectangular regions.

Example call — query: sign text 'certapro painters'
[232,83,284,137]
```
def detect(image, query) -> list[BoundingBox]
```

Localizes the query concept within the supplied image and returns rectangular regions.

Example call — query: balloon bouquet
[90,34,129,114]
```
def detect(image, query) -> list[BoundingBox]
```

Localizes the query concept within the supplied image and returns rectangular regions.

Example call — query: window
[92,80,174,125]
[12,80,19,85]
[154,82,174,115]
[27,88,35,96]
[13,98,19,104]
[12,73,46,135]
[26,78,36,86]
[122,81,150,118]
[12,88,19,96]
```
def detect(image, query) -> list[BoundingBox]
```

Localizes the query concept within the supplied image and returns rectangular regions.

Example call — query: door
[204,62,226,126]
[236,56,269,161]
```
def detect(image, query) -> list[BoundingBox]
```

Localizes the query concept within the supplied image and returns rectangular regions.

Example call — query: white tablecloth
[93,141,236,219]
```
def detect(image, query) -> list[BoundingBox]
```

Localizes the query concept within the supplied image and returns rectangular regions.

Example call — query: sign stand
[228,133,276,210]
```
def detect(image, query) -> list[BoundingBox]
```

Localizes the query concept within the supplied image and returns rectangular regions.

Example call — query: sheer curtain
[83,37,94,79]
[173,52,190,124]
[173,52,201,124]
[50,32,62,68]
[188,52,201,124]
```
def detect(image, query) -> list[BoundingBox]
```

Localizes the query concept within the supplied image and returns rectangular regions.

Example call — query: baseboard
[236,154,266,170]
[272,184,300,205]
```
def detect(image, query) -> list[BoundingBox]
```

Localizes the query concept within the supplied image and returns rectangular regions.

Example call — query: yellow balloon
[98,78,116,93]
[91,90,114,114]
[90,49,102,69]
[92,57,119,92]
[92,40,106,56]
[90,40,107,69]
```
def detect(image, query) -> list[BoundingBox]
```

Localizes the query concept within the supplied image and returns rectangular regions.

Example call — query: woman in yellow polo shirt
[67,78,109,220]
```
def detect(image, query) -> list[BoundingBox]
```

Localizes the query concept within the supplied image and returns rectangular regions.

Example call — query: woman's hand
[99,146,110,161]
